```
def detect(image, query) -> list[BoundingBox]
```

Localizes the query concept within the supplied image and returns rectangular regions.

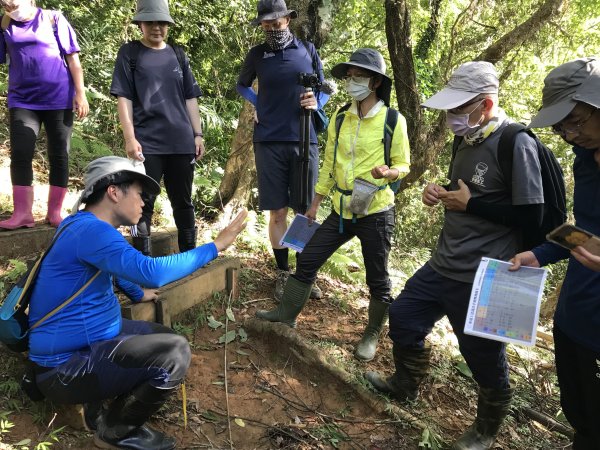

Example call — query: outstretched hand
[213,209,248,252]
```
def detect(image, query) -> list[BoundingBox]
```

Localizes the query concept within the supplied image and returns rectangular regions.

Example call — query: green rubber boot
[354,298,389,361]
[256,276,312,328]
[365,343,431,403]
[451,387,514,450]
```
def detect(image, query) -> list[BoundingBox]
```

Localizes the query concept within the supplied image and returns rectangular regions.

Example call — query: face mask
[264,28,292,51]
[345,77,372,102]
[7,4,36,22]
[446,100,484,136]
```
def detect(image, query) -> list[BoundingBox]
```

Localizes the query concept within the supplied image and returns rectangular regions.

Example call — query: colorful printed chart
[465,258,547,346]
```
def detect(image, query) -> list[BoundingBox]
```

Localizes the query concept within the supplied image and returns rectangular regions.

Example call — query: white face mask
[7,4,36,22]
[345,76,373,101]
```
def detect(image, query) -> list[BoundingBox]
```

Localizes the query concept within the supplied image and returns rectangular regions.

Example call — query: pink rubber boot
[46,185,67,227]
[0,185,35,230]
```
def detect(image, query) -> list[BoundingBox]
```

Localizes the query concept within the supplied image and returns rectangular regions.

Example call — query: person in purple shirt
[28,156,247,449]
[0,0,89,230]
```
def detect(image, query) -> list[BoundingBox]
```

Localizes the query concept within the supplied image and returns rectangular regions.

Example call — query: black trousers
[9,107,73,187]
[35,320,191,404]
[137,154,195,236]
[388,263,510,390]
[554,326,600,450]
[295,209,395,302]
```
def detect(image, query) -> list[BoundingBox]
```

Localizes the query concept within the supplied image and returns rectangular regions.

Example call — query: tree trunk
[385,0,567,194]
[210,98,257,224]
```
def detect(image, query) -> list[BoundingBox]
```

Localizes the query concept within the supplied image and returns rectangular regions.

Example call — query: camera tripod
[298,86,314,214]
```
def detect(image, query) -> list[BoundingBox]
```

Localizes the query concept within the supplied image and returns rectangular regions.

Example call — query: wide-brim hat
[132,0,175,24]
[529,57,600,128]
[71,156,160,214]
[331,48,393,106]
[422,61,499,110]
[250,0,297,26]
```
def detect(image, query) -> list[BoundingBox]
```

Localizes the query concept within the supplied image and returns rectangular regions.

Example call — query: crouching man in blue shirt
[27,156,247,450]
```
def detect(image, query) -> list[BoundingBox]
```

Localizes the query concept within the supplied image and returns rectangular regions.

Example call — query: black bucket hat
[331,48,393,106]
[251,0,297,26]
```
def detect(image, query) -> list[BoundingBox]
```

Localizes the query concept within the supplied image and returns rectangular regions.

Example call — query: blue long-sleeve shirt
[532,146,600,353]
[28,211,218,366]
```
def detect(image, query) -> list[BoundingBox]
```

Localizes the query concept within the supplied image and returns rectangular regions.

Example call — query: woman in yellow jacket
[256,48,411,361]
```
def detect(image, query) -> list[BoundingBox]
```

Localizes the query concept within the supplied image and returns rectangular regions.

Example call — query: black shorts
[254,141,319,211]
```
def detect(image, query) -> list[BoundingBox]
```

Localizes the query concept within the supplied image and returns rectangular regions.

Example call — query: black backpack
[333,103,401,193]
[452,123,567,250]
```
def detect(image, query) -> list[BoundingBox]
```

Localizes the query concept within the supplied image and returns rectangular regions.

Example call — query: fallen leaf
[235,418,245,427]
[226,307,236,322]
[207,315,224,329]
[218,330,237,344]
[238,328,248,342]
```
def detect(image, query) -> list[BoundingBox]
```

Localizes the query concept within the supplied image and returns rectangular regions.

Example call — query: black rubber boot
[178,227,197,252]
[132,236,152,256]
[451,387,514,450]
[354,298,390,361]
[365,343,431,403]
[256,276,312,328]
[94,384,177,450]
[82,401,104,431]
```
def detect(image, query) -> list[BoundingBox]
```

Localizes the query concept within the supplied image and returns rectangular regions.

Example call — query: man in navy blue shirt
[511,57,600,450]
[237,0,328,301]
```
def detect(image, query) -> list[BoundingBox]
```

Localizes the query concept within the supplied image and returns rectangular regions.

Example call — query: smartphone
[546,223,600,256]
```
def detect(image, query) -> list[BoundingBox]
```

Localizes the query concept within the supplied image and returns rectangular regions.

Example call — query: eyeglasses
[552,108,597,136]
[448,98,484,115]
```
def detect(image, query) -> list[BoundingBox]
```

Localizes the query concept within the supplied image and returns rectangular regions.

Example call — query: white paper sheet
[465,258,547,346]
[279,214,320,253]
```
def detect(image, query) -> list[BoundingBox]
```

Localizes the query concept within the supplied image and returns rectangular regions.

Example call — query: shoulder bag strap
[14,222,75,310]
[29,270,101,331]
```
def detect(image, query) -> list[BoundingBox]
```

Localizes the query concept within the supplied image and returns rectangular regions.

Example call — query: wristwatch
[194,132,204,137]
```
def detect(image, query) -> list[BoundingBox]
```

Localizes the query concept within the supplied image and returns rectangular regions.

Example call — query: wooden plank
[121,257,241,322]
[156,299,171,327]
[121,301,156,322]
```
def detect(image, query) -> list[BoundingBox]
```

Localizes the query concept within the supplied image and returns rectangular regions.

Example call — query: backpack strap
[448,135,463,180]
[383,107,401,192]
[497,122,527,193]
[127,40,143,74]
[331,103,352,177]
[171,43,186,73]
